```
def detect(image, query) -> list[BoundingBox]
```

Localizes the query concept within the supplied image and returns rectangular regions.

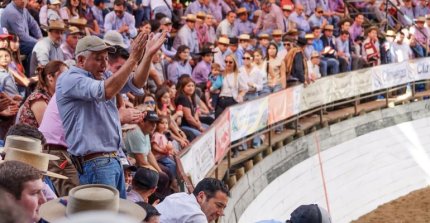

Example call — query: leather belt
[44,144,68,151]
[82,152,117,162]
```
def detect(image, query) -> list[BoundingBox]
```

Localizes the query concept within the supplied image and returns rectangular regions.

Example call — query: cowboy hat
[1,135,58,160]
[48,20,67,31]
[40,184,146,222]
[182,14,197,22]
[68,18,88,27]
[239,34,250,40]
[272,29,283,36]
[3,147,67,179]
[236,7,247,15]
[218,36,230,45]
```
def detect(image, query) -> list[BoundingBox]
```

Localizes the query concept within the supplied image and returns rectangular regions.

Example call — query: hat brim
[104,40,127,50]
[40,197,146,222]
[4,147,60,160]
[48,27,67,31]
[0,34,13,40]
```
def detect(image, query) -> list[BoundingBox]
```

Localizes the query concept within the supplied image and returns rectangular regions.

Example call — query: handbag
[162,0,181,24]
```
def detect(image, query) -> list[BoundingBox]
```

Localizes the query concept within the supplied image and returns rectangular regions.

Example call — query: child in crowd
[151,115,178,191]
[206,63,223,110]
[0,48,19,96]
[307,51,321,83]
[47,0,62,23]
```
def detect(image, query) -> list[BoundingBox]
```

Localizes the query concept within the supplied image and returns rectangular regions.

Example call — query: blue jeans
[80,157,126,199]
[181,124,209,138]
[321,57,339,75]
[158,156,177,177]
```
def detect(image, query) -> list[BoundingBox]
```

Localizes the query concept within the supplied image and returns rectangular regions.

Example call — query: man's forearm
[104,58,138,100]
[132,53,152,88]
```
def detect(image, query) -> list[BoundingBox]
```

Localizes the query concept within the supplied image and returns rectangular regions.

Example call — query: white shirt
[307,60,321,80]
[392,41,413,63]
[157,192,208,223]
[150,0,172,10]
[239,65,264,92]
[220,71,249,100]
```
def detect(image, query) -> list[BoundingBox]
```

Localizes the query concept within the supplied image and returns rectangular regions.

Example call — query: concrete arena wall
[221,100,430,223]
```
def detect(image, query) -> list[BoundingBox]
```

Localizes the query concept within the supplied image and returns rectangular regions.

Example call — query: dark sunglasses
[144,101,156,105]
[225,60,234,64]
[317,11,323,13]
[242,57,252,60]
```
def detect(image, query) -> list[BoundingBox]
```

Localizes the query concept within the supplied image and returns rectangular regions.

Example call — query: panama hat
[68,18,88,27]
[103,30,127,49]
[196,11,206,20]
[3,147,67,179]
[40,184,146,222]
[236,7,247,15]
[305,33,315,39]
[48,20,66,31]
[283,5,293,11]
[1,135,58,160]
[272,29,283,36]
[258,33,270,39]
[182,14,197,22]
[239,34,250,40]
[218,36,230,45]
[384,30,396,37]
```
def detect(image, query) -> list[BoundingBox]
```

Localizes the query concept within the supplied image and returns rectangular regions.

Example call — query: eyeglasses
[225,60,234,64]
[317,11,323,13]
[242,57,252,60]
[144,101,156,105]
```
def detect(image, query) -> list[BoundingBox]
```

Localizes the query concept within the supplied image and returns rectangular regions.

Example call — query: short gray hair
[75,51,91,60]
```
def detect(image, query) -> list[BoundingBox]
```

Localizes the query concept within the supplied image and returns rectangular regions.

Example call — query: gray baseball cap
[103,30,127,49]
[75,35,115,56]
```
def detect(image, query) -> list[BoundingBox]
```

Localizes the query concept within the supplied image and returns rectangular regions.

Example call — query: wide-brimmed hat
[305,33,315,39]
[75,36,115,55]
[258,33,270,39]
[103,30,127,49]
[48,20,66,31]
[69,18,88,27]
[384,30,396,37]
[283,5,293,11]
[67,26,84,35]
[3,147,67,179]
[239,34,250,40]
[236,7,247,15]
[272,29,283,36]
[49,0,61,4]
[39,184,146,222]
[324,24,334,31]
[182,14,197,22]
[415,16,426,23]
[198,47,216,55]
[286,28,299,35]
[1,135,58,160]
[365,26,378,35]
[311,51,320,58]
[218,36,230,45]
[196,11,206,20]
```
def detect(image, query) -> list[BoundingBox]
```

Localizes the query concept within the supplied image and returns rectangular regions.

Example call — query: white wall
[239,117,430,223]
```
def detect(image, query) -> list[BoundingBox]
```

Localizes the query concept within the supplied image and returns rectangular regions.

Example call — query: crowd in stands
[0,0,428,222]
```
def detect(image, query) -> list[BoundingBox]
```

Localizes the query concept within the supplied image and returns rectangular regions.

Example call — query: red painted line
[314,132,331,215]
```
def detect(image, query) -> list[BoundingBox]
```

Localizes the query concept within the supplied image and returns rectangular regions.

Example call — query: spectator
[80,0,101,36]
[254,0,284,35]
[0,48,20,96]
[252,49,270,95]
[167,45,192,84]
[410,16,429,50]
[29,20,65,77]
[150,0,172,20]
[266,42,286,92]
[362,26,380,66]
[56,33,165,198]
[61,26,83,61]
[287,204,332,223]
[214,36,231,69]
[19,61,67,128]
[236,34,251,67]
[216,11,236,38]
[232,7,255,36]
[185,0,211,16]
[175,76,210,137]
[159,17,176,58]
[313,26,339,75]
[104,0,137,48]
[215,54,248,117]
[336,30,352,71]
[307,51,321,82]
[173,14,199,55]
[124,114,173,200]
[414,0,428,17]
[46,0,62,25]
[241,50,264,101]
[196,12,209,48]
[349,14,364,43]
[92,0,109,33]
[298,0,317,17]
[157,178,229,223]
[192,47,214,90]
[8,34,35,97]
[392,31,413,62]
[258,33,271,58]
[1,0,43,71]
[209,0,231,23]
[308,7,328,29]
[205,14,217,44]
[304,33,316,59]
[398,0,414,27]
[60,0,80,21]
[289,4,310,37]
[285,37,308,86]
[0,160,47,223]
[281,5,294,33]
[321,25,348,73]
[127,167,159,203]
[138,201,161,223]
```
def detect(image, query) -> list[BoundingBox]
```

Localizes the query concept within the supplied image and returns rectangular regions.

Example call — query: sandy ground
[352,186,430,223]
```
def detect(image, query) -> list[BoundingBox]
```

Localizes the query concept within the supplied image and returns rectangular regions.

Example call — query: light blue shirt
[308,14,326,28]
[289,12,310,37]
[184,1,210,15]
[92,6,105,33]
[173,25,199,55]
[336,37,350,59]
[30,37,64,76]
[56,66,144,156]
[104,11,137,47]
[167,61,192,84]
[232,19,255,36]
[0,68,19,96]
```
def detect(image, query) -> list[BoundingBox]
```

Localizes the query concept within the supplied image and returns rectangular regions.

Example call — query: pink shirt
[38,94,68,147]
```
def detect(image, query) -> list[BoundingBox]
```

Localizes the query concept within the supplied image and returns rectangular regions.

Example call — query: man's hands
[145,31,168,56]
[129,32,149,62]
[119,106,144,124]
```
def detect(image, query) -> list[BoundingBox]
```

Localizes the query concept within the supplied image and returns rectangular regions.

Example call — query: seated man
[0,160,47,223]
[127,167,159,204]
[157,178,229,223]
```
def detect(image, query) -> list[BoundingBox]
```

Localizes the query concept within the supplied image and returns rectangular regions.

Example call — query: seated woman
[19,61,68,128]
[155,86,189,148]
[174,76,210,139]
[167,45,192,84]
[215,54,249,118]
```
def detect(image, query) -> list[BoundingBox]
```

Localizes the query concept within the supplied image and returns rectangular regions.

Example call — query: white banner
[180,128,215,186]
[352,68,373,95]
[410,58,430,81]
[371,62,413,90]
[230,97,269,142]
[328,73,354,102]
[300,77,330,111]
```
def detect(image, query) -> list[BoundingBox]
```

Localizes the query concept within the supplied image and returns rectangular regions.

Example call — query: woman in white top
[215,54,248,118]
[240,51,264,101]
[253,48,270,96]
